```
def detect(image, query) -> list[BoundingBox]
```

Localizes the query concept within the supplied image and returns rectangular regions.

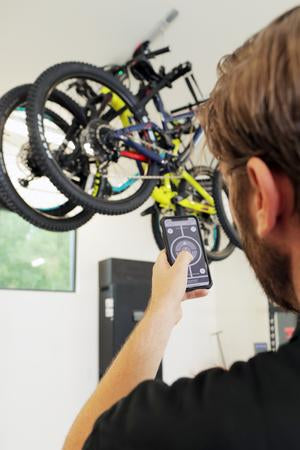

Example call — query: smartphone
[160,215,213,291]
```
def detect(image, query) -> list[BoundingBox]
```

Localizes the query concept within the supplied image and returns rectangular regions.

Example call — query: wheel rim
[28,65,160,212]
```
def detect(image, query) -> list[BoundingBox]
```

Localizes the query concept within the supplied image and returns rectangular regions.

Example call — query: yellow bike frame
[151,168,216,215]
[98,88,215,215]
[100,87,132,126]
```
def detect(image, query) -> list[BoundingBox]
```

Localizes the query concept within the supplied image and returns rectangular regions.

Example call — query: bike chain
[100,173,184,180]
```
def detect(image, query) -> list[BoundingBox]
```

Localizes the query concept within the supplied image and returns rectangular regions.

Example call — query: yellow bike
[26,43,241,256]
[142,165,235,262]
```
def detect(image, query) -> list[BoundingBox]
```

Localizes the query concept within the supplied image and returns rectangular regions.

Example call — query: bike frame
[96,81,216,215]
[151,169,216,215]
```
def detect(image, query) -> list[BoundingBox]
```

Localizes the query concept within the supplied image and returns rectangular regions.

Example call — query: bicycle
[24,41,240,254]
[104,41,240,255]
[0,84,94,231]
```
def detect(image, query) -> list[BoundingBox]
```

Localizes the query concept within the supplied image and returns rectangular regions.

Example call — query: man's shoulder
[83,338,300,450]
[199,335,300,400]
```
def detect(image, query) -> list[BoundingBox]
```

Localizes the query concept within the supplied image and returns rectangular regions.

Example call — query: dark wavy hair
[199,6,300,211]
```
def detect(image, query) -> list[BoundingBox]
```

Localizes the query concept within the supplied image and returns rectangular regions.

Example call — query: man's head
[199,6,300,312]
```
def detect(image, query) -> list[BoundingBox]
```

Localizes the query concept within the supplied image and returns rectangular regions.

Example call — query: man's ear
[246,157,280,238]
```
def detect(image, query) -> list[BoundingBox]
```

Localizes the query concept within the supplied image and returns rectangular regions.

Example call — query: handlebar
[147,46,170,59]
[124,40,192,88]
[133,41,170,60]
[167,62,192,84]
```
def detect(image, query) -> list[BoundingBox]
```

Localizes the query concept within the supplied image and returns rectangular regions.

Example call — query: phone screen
[162,216,212,290]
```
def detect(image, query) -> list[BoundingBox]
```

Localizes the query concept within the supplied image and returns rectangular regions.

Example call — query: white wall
[0,1,298,449]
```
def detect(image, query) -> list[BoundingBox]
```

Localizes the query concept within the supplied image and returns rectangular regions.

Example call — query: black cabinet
[99,258,162,379]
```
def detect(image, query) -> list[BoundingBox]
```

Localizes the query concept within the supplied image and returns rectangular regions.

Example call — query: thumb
[173,251,193,270]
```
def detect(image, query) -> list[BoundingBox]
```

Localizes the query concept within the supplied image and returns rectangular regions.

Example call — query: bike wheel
[150,203,227,263]
[0,84,94,231]
[0,196,10,210]
[149,203,183,251]
[151,204,165,250]
[27,62,160,214]
[174,166,235,261]
[212,168,242,249]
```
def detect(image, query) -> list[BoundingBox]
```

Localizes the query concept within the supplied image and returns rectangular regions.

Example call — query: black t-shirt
[83,329,300,450]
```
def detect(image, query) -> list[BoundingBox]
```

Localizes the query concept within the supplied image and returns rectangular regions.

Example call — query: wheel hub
[80,119,117,161]
[18,143,43,177]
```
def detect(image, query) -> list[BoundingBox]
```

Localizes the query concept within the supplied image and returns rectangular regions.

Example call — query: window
[0,209,76,291]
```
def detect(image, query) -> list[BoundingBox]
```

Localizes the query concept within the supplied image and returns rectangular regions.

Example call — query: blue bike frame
[112,92,202,166]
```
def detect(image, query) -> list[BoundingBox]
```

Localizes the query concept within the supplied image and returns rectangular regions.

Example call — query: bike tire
[0,84,94,231]
[0,196,10,211]
[150,204,235,263]
[175,166,235,261]
[151,204,166,251]
[212,168,242,249]
[27,62,160,215]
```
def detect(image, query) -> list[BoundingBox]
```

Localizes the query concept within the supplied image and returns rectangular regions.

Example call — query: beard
[231,173,299,312]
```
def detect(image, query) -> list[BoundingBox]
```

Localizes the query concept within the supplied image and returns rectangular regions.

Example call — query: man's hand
[63,249,209,450]
[147,250,209,325]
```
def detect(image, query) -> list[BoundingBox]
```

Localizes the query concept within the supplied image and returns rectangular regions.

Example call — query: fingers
[153,250,170,272]
[173,250,193,272]
[154,250,193,275]
[183,289,209,300]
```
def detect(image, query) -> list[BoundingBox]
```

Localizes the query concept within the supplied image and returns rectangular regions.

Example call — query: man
[64,6,300,449]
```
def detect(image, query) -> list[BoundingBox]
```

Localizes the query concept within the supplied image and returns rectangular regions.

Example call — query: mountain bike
[141,165,235,261]
[25,41,241,251]
[106,41,240,254]
[0,84,94,231]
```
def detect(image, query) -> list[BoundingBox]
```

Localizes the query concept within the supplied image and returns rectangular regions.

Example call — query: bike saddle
[130,58,161,83]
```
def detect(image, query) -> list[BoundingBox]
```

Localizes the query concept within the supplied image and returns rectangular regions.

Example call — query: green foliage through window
[0,210,75,291]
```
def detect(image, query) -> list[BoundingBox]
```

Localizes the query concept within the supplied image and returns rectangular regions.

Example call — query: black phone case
[160,215,213,291]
